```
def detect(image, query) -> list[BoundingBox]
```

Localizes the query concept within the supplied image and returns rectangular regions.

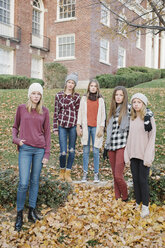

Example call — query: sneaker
[140,204,149,218]
[93,173,100,183]
[81,171,88,182]
[135,202,140,210]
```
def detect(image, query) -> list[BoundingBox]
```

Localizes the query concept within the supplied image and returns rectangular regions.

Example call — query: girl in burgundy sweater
[124,93,156,218]
[12,83,51,231]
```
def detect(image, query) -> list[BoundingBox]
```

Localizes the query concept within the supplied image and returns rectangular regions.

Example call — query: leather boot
[65,169,72,182]
[15,210,23,232]
[57,168,66,181]
[28,207,41,223]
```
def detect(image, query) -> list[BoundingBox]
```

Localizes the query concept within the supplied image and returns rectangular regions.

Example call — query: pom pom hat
[131,93,148,106]
[28,83,43,99]
[65,72,78,86]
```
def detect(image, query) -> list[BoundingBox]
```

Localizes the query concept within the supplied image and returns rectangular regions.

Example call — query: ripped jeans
[58,126,77,169]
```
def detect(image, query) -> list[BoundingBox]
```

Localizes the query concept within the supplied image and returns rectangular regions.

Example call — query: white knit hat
[28,83,43,98]
[131,93,148,106]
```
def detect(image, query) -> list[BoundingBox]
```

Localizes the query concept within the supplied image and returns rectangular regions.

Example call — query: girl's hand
[97,127,104,138]
[54,131,58,136]
[42,158,48,164]
[19,140,25,146]
[77,125,83,137]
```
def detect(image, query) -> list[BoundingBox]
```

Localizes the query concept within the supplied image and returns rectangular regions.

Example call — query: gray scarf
[106,105,129,147]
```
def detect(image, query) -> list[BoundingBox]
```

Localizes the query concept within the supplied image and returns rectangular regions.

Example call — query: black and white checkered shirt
[106,104,153,151]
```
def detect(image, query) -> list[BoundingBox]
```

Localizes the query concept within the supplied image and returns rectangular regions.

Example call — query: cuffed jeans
[58,126,77,169]
[108,148,128,200]
[130,158,150,206]
[83,126,99,174]
[17,144,44,211]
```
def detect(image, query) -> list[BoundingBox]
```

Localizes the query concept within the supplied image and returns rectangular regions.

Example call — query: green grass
[0,87,165,182]
[134,78,165,88]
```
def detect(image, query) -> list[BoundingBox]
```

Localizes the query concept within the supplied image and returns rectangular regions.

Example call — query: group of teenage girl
[12,72,156,231]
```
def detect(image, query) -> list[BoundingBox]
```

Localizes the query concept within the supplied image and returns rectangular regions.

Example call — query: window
[0,48,13,74]
[57,0,75,20]
[118,15,127,36]
[56,34,75,59]
[31,57,43,79]
[32,0,41,36]
[100,38,109,64]
[118,47,126,68]
[100,2,110,26]
[0,0,10,24]
[136,29,141,49]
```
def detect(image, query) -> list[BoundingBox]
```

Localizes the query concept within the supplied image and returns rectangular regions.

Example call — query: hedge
[161,69,165,78]
[0,74,44,89]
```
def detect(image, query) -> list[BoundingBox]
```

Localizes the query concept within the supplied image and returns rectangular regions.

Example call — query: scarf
[106,105,129,146]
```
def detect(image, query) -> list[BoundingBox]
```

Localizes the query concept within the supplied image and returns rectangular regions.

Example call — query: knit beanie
[131,93,148,106]
[28,83,43,98]
[65,72,78,86]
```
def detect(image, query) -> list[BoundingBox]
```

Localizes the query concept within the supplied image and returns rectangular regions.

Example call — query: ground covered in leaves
[0,183,164,248]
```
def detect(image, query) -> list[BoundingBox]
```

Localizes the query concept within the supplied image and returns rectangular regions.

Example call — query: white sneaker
[140,205,149,218]
[81,171,88,183]
[93,173,100,183]
[135,203,140,209]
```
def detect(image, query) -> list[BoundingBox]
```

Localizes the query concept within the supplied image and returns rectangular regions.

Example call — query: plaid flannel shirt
[53,91,80,131]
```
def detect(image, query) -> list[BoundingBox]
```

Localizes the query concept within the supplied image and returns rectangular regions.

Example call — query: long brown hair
[26,96,43,114]
[108,86,128,125]
[86,79,101,99]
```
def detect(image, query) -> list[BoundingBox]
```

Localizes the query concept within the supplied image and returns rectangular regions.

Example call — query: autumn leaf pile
[0,183,164,248]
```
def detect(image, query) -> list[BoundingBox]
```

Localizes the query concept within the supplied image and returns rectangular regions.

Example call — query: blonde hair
[108,86,128,125]
[26,96,43,114]
[131,102,146,120]
[86,79,101,99]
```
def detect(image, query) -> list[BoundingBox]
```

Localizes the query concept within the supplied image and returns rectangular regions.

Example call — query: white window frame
[0,0,14,38]
[32,0,44,37]
[118,14,127,37]
[100,2,110,27]
[100,38,110,65]
[118,47,126,68]
[56,34,75,60]
[0,0,10,24]
[57,0,76,22]
[31,57,43,79]
[136,29,141,49]
[0,47,14,74]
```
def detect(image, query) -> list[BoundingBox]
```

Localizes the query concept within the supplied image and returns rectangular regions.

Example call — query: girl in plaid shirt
[105,86,129,201]
[53,73,80,182]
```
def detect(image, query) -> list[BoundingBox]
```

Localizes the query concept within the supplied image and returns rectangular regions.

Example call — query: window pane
[58,0,75,19]
[58,35,75,58]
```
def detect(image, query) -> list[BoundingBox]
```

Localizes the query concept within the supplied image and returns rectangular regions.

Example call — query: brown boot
[57,168,65,181]
[65,169,72,182]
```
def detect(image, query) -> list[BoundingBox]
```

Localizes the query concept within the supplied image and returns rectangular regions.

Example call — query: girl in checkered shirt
[53,73,80,182]
[105,86,129,201]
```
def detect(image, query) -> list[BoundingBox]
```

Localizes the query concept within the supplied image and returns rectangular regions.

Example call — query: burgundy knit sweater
[12,104,51,159]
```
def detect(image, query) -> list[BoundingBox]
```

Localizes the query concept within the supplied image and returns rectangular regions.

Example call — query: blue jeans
[17,144,44,211]
[83,126,99,173]
[58,126,77,169]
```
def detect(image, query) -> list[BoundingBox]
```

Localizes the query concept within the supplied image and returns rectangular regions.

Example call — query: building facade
[0,0,164,88]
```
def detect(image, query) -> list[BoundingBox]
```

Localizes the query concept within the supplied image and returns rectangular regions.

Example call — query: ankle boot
[57,168,66,181]
[65,169,72,182]
[28,207,41,223]
[15,210,23,232]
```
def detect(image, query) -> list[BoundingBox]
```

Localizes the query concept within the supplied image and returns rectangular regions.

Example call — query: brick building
[0,0,165,88]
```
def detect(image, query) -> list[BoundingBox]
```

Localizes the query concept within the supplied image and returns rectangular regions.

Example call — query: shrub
[0,75,44,89]
[160,69,165,78]
[44,62,68,88]
[0,169,72,210]
[129,66,161,80]
[0,75,31,89]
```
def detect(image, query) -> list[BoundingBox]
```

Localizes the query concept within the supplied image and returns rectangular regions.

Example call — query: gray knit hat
[65,72,78,86]
[28,83,43,98]
[131,93,148,106]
